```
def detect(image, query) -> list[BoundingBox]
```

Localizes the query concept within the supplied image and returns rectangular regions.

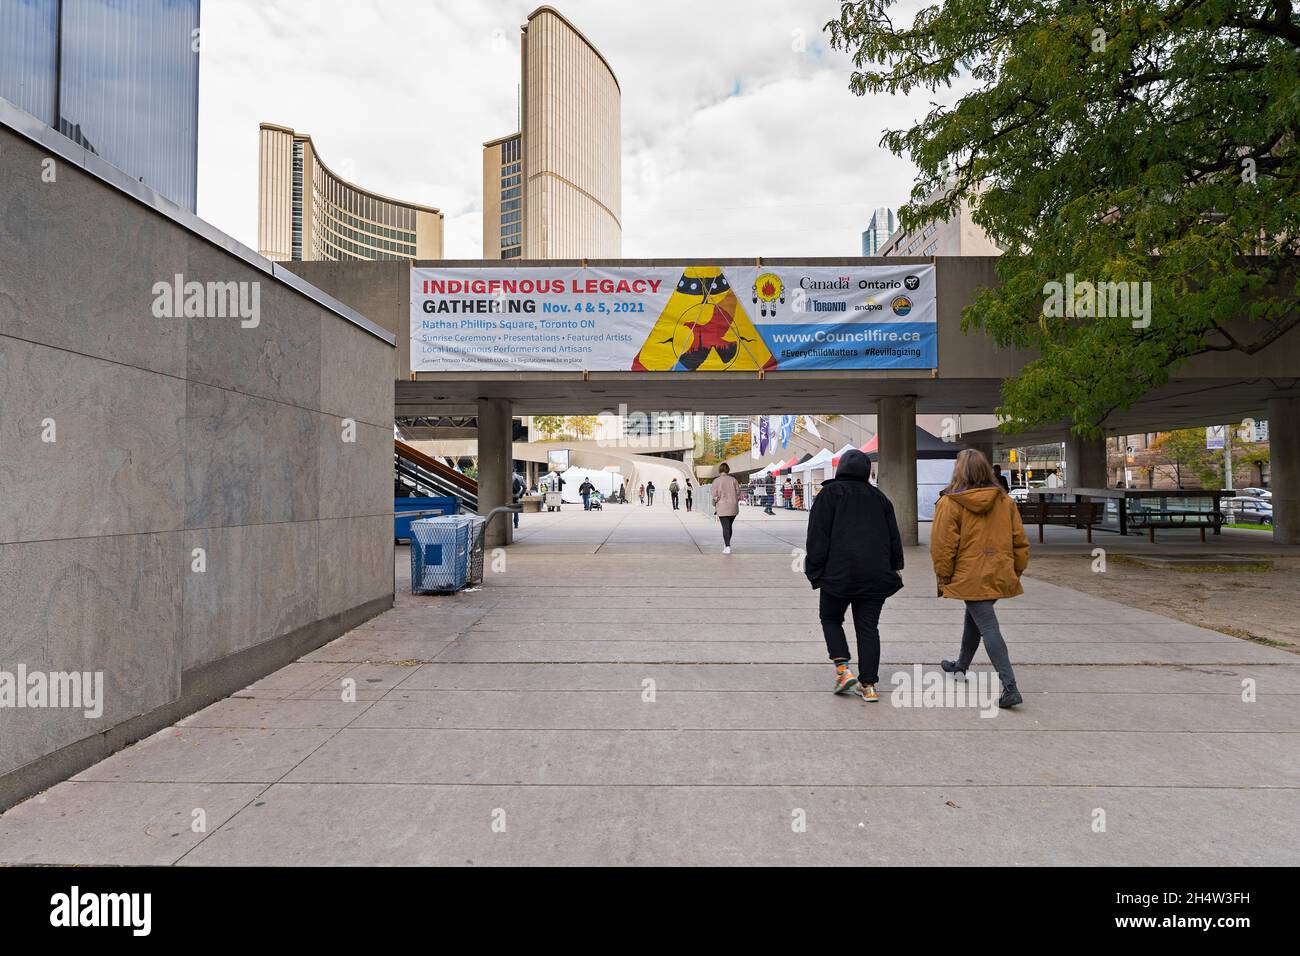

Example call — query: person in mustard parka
[930,449,1030,708]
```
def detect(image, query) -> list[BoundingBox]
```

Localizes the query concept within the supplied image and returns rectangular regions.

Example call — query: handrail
[395,439,478,493]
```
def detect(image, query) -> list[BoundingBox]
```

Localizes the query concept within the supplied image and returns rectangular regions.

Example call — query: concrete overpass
[288,258,1300,546]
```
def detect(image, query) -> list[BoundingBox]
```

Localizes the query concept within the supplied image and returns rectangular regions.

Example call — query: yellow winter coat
[930,486,1030,600]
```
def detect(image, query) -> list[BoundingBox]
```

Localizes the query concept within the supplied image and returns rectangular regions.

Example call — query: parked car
[1240,487,1271,498]
[1222,496,1273,525]
[1009,487,1030,502]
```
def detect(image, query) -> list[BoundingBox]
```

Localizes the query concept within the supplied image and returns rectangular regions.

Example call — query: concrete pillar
[1269,397,1299,545]
[1063,434,1107,489]
[877,395,918,546]
[477,397,514,547]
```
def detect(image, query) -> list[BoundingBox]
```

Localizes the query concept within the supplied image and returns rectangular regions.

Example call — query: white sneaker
[723,546,731,554]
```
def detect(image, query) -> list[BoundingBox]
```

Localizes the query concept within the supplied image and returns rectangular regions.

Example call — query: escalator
[395,439,478,512]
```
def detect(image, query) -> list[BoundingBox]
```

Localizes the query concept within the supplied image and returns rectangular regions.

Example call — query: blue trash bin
[410,516,474,593]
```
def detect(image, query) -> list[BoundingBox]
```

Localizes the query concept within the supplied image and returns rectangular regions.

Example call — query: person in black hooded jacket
[804,449,904,702]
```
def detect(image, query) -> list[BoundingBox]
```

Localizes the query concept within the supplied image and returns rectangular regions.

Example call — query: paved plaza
[1,505,1297,865]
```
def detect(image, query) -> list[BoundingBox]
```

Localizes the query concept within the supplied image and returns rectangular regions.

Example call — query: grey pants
[958,600,1017,688]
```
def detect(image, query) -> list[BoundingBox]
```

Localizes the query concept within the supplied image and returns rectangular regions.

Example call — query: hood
[835,449,872,481]
[945,486,1003,514]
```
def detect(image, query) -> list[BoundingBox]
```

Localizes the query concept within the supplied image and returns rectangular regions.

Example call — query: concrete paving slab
[398,661,1300,693]
[359,689,1300,732]
[0,781,264,865]
[283,727,1296,788]
[173,783,1300,866]
[72,727,336,783]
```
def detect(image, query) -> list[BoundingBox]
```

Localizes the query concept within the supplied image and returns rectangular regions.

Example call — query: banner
[750,418,760,459]
[410,264,936,372]
[758,416,770,455]
[779,415,793,448]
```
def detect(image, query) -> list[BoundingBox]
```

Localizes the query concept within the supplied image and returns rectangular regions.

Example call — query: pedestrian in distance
[638,483,646,506]
[684,479,694,512]
[931,448,1029,709]
[764,473,776,515]
[711,463,740,554]
[511,472,525,529]
[992,463,1011,493]
[782,478,794,509]
[669,477,681,510]
[804,449,904,703]
[645,480,656,506]
[579,478,595,511]
[794,477,804,510]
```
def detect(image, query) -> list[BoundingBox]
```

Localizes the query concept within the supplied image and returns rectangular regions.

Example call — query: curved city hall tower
[259,123,444,262]
[483,6,622,259]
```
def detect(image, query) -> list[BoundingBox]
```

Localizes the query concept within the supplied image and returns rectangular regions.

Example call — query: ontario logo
[751,272,785,317]
[891,295,913,316]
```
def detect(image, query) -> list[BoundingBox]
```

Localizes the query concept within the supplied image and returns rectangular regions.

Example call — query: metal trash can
[409,515,485,593]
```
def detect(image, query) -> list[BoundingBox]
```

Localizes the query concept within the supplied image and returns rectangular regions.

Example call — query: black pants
[819,591,884,684]
[719,515,735,546]
[671,491,679,509]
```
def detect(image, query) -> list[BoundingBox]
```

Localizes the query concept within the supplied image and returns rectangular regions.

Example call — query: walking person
[931,449,1029,709]
[992,463,1011,493]
[763,473,776,515]
[638,483,646,506]
[669,478,681,510]
[684,480,694,513]
[711,463,740,554]
[511,471,525,529]
[804,450,904,703]
[782,478,794,509]
[645,481,656,506]
[579,478,595,511]
[794,477,804,510]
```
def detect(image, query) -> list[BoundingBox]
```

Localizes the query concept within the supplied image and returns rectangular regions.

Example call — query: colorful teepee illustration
[631,266,777,372]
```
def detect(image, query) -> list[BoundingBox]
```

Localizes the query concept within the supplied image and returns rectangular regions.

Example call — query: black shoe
[998,683,1023,708]
[940,659,967,677]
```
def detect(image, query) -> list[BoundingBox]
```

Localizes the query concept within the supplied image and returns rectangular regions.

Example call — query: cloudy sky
[197,0,935,258]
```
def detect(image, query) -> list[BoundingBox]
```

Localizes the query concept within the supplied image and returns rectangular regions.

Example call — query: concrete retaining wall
[0,120,396,810]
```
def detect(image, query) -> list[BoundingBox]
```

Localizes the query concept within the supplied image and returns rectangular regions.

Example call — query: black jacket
[804,450,904,598]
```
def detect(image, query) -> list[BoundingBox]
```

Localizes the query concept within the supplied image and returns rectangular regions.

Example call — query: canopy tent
[860,427,962,521]
[556,466,621,504]
[772,454,807,475]
[792,448,833,473]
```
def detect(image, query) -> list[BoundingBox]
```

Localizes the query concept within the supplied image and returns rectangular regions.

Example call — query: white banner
[410,264,936,373]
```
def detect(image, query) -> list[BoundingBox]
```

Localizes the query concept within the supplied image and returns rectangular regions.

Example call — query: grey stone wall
[0,124,395,808]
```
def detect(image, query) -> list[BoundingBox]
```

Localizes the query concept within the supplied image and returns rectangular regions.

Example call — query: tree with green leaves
[1150,428,1217,486]
[531,415,565,440]
[829,1,1299,436]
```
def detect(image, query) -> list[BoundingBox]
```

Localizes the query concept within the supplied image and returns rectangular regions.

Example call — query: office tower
[483,6,621,259]
[258,123,444,262]
[861,207,895,256]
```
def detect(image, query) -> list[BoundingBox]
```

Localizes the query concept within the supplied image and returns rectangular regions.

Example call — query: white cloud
[197,0,938,258]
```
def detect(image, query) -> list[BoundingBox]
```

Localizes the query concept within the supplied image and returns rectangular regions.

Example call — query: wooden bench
[1017,500,1103,543]
[1125,509,1223,543]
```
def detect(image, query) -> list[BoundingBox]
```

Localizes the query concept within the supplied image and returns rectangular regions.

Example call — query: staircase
[395,439,478,512]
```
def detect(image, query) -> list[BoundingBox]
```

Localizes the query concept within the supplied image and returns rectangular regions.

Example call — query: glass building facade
[0,0,201,212]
